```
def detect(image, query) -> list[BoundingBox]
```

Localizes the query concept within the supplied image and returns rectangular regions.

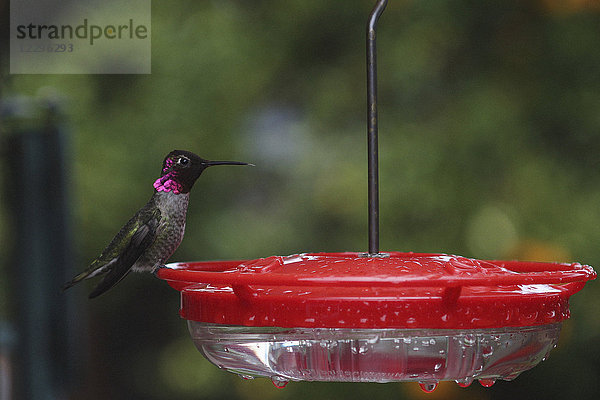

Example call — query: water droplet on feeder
[238,374,254,380]
[456,377,473,387]
[482,345,494,358]
[418,381,438,393]
[351,342,370,354]
[367,336,380,344]
[479,378,496,387]
[271,376,289,388]
[463,334,476,347]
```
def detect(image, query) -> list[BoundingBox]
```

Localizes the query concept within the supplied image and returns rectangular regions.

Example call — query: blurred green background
[1,0,600,399]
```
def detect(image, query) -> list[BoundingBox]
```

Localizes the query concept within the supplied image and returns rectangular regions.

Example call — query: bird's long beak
[203,160,254,167]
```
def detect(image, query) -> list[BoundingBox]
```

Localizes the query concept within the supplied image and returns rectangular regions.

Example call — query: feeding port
[157,252,596,390]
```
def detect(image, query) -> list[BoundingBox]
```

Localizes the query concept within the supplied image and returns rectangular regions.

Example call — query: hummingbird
[63,150,250,298]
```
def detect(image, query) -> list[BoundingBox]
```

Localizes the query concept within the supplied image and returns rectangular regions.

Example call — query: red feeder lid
[157,252,596,329]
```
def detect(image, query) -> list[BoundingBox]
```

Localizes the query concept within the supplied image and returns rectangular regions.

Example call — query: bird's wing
[62,204,161,295]
[87,209,161,298]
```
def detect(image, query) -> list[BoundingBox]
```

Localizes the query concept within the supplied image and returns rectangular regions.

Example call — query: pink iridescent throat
[153,173,183,194]
[154,158,184,194]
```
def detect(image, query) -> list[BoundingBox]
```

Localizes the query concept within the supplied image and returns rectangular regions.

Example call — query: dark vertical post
[367,0,388,255]
[1,96,79,400]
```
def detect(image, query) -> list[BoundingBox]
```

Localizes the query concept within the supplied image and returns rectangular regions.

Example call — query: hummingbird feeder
[157,0,596,392]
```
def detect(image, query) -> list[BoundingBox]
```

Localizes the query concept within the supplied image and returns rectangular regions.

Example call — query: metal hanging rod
[366,0,388,256]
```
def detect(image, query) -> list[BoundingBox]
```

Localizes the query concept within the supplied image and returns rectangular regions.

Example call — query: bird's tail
[62,261,107,291]
[62,272,88,291]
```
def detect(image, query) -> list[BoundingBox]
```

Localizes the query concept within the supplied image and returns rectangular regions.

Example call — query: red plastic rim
[157,252,596,329]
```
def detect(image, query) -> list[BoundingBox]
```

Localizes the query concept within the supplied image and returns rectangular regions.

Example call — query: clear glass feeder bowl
[157,252,596,390]
[189,322,561,389]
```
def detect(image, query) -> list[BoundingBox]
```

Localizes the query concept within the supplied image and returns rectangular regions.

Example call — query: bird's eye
[177,156,190,166]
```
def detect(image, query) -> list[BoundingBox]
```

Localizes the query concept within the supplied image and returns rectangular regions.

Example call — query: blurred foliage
[1,0,600,399]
